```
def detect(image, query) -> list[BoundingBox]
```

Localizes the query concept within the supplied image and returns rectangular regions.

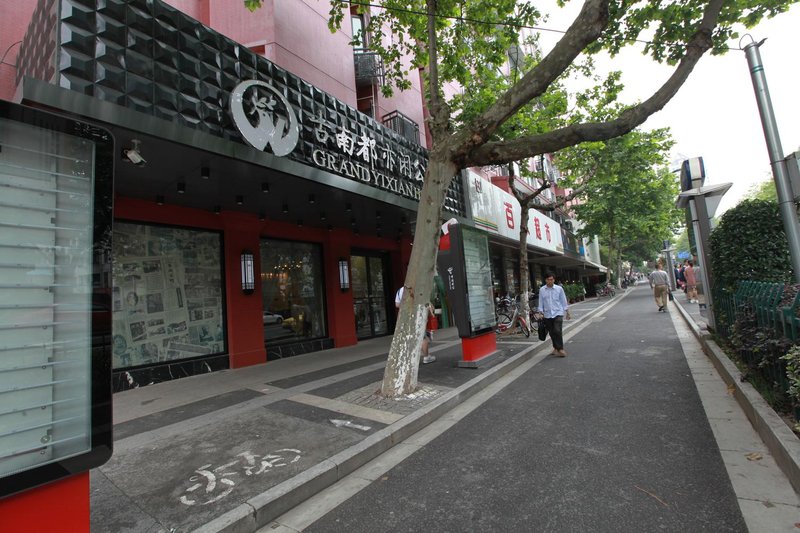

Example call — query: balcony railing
[382,110,419,145]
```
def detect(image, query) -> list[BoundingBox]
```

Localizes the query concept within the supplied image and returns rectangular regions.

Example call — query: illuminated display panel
[0,102,113,498]
[461,227,495,334]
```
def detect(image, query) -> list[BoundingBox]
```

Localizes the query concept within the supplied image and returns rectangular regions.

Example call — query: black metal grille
[382,110,419,145]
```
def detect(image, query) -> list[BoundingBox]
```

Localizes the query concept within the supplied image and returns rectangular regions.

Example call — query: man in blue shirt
[535,272,571,356]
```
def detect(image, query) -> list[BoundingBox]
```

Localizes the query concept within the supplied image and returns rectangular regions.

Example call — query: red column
[222,213,267,368]
[0,473,89,532]
[324,229,356,347]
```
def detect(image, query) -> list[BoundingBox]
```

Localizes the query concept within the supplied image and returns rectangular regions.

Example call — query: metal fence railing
[713,280,800,407]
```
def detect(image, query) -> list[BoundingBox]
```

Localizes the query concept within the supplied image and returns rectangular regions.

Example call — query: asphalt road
[305,285,747,532]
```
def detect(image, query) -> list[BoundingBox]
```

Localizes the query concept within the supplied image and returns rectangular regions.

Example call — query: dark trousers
[544,316,564,350]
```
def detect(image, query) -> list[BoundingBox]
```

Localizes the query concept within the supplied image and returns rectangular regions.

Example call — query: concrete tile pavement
[94,296,616,533]
[670,292,800,531]
[93,286,800,532]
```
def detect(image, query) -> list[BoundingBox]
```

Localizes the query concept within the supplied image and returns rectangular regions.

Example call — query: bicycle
[495,296,531,337]
[596,283,616,297]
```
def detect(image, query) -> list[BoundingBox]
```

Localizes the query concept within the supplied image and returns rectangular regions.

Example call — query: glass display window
[111,223,225,369]
[260,239,327,343]
[351,253,389,339]
[462,228,496,333]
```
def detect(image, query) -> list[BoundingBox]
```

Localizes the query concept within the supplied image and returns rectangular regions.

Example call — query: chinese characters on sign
[467,170,563,254]
[309,113,426,200]
[229,79,449,205]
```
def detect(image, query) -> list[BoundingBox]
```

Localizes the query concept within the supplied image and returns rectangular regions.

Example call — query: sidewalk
[92,296,617,532]
[92,287,800,532]
[670,287,800,496]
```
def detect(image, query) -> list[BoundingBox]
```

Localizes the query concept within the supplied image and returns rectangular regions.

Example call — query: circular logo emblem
[230,80,300,157]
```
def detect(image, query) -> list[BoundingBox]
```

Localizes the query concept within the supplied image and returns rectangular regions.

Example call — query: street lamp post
[743,38,800,283]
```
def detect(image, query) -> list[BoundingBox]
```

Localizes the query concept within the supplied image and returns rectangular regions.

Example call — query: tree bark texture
[380,157,456,396]
[518,204,531,317]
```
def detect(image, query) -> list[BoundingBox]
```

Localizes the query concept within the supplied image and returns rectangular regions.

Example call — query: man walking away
[649,262,670,312]
[535,272,571,356]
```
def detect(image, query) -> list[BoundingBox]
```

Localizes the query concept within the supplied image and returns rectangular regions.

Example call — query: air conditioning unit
[354,50,384,87]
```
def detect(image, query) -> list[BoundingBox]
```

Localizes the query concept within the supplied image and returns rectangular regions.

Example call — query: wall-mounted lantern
[338,258,350,291]
[241,250,255,295]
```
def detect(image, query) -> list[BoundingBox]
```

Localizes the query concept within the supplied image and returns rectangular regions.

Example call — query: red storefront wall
[0,197,410,522]
[1,474,90,532]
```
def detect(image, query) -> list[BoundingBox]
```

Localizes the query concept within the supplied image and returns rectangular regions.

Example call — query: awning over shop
[535,253,607,274]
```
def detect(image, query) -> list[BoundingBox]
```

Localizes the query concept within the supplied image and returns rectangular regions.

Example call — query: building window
[111,223,225,369]
[260,239,327,343]
[351,13,367,49]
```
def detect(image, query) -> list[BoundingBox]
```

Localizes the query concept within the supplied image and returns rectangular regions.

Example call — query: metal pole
[663,240,676,291]
[689,198,716,329]
[743,40,800,283]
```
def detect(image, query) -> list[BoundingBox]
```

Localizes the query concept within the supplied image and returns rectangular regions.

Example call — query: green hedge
[709,199,791,291]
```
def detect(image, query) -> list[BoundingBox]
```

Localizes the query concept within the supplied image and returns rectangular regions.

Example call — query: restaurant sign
[230,79,427,202]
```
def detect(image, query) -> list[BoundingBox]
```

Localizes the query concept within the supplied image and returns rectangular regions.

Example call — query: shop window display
[111,223,225,369]
[261,240,326,343]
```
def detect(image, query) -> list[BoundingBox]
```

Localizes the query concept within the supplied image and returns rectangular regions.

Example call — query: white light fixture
[241,250,255,295]
[338,258,350,291]
[122,139,146,166]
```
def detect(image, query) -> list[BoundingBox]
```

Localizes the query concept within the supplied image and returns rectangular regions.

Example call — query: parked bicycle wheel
[496,313,512,331]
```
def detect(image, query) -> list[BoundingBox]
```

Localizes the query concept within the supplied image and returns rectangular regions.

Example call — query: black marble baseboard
[267,338,334,360]
[112,354,230,392]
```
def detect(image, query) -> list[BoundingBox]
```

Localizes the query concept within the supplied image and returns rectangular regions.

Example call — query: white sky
[537,2,800,214]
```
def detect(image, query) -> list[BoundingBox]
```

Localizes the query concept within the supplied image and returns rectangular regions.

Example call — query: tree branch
[425,0,450,143]
[534,180,591,212]
[462,0,723,168]
[450,0,610,160]
[507,172,552,207]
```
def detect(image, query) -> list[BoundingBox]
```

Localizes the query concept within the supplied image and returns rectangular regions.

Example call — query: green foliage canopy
[744,179,778,202]
[556,128,683,263]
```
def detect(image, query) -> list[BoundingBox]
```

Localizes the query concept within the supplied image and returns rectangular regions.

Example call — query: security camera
[122,139,146,166]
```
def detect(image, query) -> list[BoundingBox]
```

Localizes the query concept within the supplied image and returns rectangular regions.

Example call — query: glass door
[351,254,389,339]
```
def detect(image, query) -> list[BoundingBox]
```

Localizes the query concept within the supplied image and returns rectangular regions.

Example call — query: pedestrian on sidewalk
[395,286,404,310]
[649,262,670,312]
[421,302,437,364]
[535,272,571,357]
[684,260,698,303]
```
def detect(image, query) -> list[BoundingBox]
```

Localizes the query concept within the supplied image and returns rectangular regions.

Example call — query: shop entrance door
[351,254,390,339]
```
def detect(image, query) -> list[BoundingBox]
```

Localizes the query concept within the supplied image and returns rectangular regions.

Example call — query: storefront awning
[536,253,607,274]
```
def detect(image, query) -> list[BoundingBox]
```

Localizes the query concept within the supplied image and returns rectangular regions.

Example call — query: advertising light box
[0,102,113,498]
[437,224,495,337]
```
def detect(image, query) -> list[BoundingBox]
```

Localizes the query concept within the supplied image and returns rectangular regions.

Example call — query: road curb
[192,295,621,533]
[672,299,800,495]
